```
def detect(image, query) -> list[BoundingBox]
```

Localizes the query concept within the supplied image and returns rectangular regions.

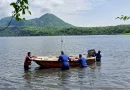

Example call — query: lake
[0,35,130,90]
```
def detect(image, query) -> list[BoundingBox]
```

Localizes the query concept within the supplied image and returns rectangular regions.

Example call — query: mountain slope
[0,17,25,26]
[0,13,73,28]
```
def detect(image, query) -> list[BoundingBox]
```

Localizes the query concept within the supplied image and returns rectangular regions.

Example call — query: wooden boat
[33,55,96,68]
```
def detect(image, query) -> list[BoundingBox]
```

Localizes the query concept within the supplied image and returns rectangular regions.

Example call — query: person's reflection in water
[77,68,94,89]
[78,68,86,84]
[81,62,102,89]
[58,70,71,89]
[96,61,101,66]
[23,71,33,88]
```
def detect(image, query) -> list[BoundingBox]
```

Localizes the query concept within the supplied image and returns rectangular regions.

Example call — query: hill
[0,13,130,36]
[0,13,73,28]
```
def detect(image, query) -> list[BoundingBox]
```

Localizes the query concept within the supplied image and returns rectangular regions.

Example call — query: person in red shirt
[24,52,34,70]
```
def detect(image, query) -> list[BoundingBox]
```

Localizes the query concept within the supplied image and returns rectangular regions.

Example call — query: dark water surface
[0,35,130,90]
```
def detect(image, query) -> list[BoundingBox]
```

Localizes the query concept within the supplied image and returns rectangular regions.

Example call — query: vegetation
[0,25,130,36]
[7,0,130,36]
[116,15,130,21]
[10,0,31,21]
[0,13,130,36]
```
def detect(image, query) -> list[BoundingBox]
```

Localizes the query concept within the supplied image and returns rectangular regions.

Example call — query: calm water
[0,35,130,90]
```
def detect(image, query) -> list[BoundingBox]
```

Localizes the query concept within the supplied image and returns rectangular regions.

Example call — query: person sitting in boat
[75,54,87,68]
[95,50,102,61]
[24,52,34,70]
[58,51,71,70]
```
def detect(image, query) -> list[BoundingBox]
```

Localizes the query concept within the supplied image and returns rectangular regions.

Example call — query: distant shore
[119,33,130,35]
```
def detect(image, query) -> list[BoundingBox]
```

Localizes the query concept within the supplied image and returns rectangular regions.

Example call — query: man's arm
[75,58,80,62]
[58,56,61,62]
[29,57,34,61]
[68,57,71,61]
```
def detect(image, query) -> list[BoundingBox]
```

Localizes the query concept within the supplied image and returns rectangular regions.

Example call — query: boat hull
[34,57,95,68]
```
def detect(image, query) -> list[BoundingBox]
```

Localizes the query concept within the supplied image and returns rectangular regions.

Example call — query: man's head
[61,51,64,54]
[27,52,31,56]
[79,54,82,58]
[98,50,101,54]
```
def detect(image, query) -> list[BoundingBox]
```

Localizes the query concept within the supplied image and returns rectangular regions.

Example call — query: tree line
[0,24,130,36]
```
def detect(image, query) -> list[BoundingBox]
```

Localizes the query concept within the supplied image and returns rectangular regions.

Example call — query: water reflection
[96,62,101,66]
[58,70,71,89]
[88,62,101,69]
[77,68,87,88]
[1,36,130,89]
[23,71,33,89]
[23,67,62,89]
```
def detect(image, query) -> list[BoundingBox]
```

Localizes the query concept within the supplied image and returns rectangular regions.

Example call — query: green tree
[10,0,31,21]
[0,0,31,31]
[116,15,130,21]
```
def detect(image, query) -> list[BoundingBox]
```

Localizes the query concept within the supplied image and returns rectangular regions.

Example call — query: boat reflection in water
[23,62,101,90]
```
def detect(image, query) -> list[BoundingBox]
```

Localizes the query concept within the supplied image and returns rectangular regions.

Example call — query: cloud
[24,0,64,18]
[41,8,51,13]
[51,0,64,7]
[0,0,107,25]
[0,0,16,18]
[27,0,107,15]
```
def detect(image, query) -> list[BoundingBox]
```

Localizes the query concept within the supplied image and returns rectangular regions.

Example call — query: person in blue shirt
[95,50,102,61]
[58,51,71,70]
[75,54,87,68]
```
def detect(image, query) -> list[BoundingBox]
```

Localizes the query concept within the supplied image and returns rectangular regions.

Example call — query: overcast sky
[0,0,130,27]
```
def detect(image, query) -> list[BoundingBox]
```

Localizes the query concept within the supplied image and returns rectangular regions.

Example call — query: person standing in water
[75,54,87,68]
[95,50,102,61]
[24,52,34,70]
[58,51,71,70]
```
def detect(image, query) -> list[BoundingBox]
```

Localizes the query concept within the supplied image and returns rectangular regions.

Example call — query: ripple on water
[0,36,130,90]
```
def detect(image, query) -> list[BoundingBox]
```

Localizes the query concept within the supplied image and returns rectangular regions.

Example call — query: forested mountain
[0,13,73,28]
[0,13,130,36]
